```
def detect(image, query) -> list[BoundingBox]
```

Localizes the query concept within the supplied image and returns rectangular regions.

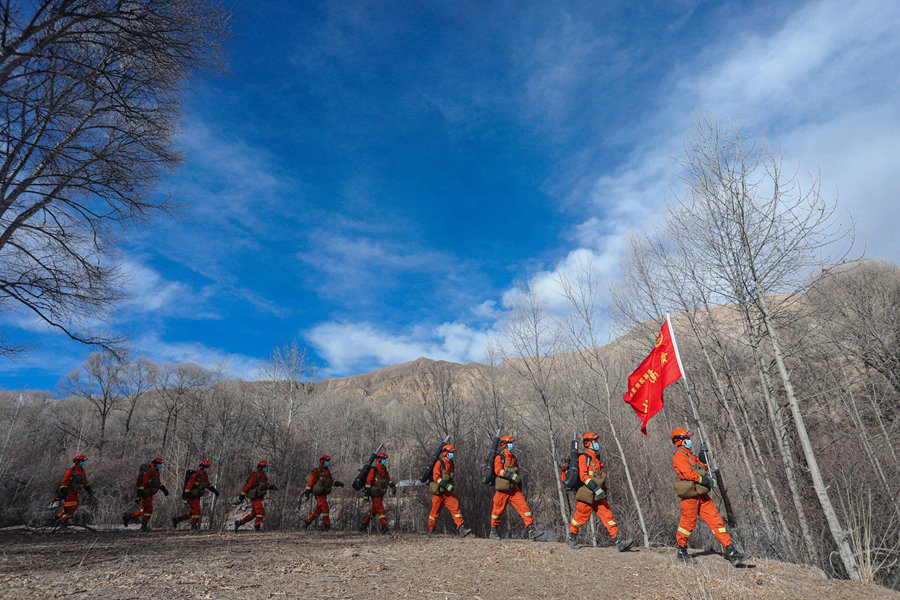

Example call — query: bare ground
[0,529,896,600]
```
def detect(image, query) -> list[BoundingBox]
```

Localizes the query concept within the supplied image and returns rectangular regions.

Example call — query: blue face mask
[78,461,85,467]
[447,452,455,460]
[379,459,386,465]
[591,441,600,451]
[154,463,162,470]
[262,467,268,473]
[683,439,693,450]
[506,443,514,451]
[202,467,209,472]
[323,461,330,467]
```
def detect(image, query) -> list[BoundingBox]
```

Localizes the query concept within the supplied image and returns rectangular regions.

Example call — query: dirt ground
[0,529,896,600]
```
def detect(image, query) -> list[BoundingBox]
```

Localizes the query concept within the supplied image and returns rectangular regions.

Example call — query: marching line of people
[46,426,751,566]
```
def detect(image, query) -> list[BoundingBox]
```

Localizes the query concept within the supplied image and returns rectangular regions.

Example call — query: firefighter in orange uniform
[172,459,219,530]
[671,429,750,565]
[123,457,169,530]
[360,451,395,533]
[235,460,278,531]
[54,454,93,525]
[427,444,472,537]
[566,432,634,551]
[490,435,538,541]
[303,455,344,531]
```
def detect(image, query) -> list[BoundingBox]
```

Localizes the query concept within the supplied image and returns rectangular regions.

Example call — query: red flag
[623,319,684,434]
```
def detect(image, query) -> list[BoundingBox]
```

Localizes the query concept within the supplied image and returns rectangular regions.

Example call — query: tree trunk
[758,299,861,580]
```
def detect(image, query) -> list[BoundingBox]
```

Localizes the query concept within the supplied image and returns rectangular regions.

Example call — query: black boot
[458,523,472,537]
[323,523,331,532]
[614,534,634,552]
[359,521,369,533]
[254,524,261,532]
[526,525,541,541]
[139,521,150,531]
[380,523,390,535]
[190,522,200,531]
[234,519,241,532]
[171,516,179,529]
[303,520,312,531]
[676,545,695,564]
[724,544,751,566]
[566,532,582,550]
[122,512,131,528]
[489,527,501,540]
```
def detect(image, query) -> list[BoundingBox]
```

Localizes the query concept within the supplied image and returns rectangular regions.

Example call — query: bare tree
[63,349,124,452]
[118,355,156,438]
[0,0,228,351]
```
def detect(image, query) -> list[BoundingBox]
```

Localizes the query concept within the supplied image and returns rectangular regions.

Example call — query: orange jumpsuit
[128,466,162,524]
[428,456,465,531]
[305,466,334,526]
[238,470,269,527]
[362,463,392,527]
[568,450,619,539]
[177,470,212,525]
[56,466,88,523]
[673,446,731,547]
[491,449,533,528]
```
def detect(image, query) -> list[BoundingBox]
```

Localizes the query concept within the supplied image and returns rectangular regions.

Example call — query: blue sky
[2,0,899,390]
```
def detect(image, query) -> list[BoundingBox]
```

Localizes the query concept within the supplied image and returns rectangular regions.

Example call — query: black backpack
[134,463,151,493]
[181,469,196,499]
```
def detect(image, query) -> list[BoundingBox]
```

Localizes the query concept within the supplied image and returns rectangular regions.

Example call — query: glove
[133,497,142,504]
[268,485,279,491]
[210,486,220,496]
[508,472,520,483]
[84,485,94,497]
[698,476,713,489]
[160,485,170,496]
[238,494,246,502]
[390,482,397,492]
[334,481,345,488]
[439,480,454,493]
[303,490,311,499]
[57,486,67,497]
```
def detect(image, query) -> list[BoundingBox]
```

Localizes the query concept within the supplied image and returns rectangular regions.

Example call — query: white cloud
[134,334,263,380]
[306,320,493,376]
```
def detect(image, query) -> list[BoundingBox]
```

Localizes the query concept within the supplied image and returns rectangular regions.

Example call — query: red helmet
[582,432,599,447]
[500,435,514,446]
[375,451,388,460]
[73,454,87,462]
[258,460,268,469]
[319,455,331,463]
[442,444,456,454]
[671,428,693,445]
[199,459,211,468]
[151,457,164,465]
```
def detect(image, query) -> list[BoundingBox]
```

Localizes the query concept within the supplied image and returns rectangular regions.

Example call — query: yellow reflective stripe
[453,513,462,518]
[678,527,692,536]
[429,516,437,520]
[717,527,727,533]
[607,520,616,525]
[491,514,499,519]
[524,512,532,517]
[321,512,329,516]
[570,518,583,527]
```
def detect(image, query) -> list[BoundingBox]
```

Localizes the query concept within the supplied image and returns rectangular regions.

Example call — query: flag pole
[666,312,714,473]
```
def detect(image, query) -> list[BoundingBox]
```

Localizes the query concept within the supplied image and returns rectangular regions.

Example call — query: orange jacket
[306,466,332,489]
[494,449,519,478]
[365,463,392,487]
[185,470,210,494]
[242,470,268,494]
[60,466,88,491]
[673,447,704,482]
[433,456,454,486]
[578,450,603,484]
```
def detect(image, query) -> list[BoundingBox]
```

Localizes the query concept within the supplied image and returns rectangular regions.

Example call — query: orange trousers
[569,498,619,539]
[56,490,80,523]
[676,495,731,547]
[428,493,464,531]
[491,489,533,528]
[306,495,331,525]
[177,497,202,525]
[128,495,154,522]
[239,498,266,526]
[363,495,387,526]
